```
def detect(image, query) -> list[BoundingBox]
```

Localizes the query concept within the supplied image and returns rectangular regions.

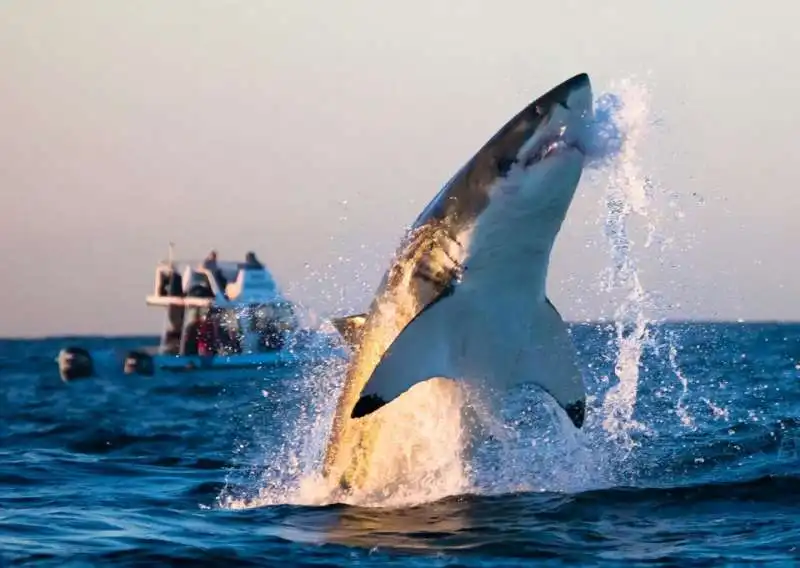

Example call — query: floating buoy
[123,351,155,376]
[57,347,94,382]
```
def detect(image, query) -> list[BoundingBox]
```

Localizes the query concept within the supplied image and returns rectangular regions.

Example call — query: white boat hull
[155,350,306,372]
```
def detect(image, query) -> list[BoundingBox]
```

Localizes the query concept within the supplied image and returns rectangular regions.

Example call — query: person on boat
[202,250,218,270]
[182,313,201,355]
[158,268,183,297]
[220,322,242,355]
[242,251,264,270]
[262,319,285,350]
[212,308,241,355]
[254,305,286,351]
[196,314,217,356]
[202,250,228,291]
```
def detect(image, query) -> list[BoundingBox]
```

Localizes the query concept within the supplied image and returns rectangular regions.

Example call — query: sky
[1,1,799,337]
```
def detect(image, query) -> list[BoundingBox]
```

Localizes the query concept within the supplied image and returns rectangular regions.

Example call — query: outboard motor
[57,347,94,382]
[123,350,155,377]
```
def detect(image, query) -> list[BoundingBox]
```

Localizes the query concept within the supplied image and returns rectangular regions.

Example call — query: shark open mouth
[524,135,586,168]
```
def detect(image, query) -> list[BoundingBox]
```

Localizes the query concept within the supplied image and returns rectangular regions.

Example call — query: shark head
[410,73,593,238]
[352,74,594,322]
[450,73,594,294]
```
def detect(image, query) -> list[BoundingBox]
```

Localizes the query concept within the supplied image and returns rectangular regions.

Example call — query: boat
[57,246,344,381]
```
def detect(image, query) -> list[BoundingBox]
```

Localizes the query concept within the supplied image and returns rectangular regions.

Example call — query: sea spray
[591,81,703,448]
[587,81,658,452]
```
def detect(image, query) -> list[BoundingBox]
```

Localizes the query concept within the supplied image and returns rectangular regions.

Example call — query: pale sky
[2,1,798,337]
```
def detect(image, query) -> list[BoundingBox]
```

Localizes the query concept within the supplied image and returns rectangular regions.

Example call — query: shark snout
[519,77,593,167]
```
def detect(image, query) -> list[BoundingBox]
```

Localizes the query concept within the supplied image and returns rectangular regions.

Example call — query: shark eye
[496,156,516,176]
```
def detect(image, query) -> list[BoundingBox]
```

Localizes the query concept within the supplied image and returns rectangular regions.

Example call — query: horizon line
[2,318,799,342]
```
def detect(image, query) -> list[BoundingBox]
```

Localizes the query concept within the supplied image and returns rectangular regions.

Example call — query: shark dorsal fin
[331,313,368,347]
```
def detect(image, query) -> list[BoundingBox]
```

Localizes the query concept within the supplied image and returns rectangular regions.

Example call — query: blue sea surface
[2,323,800,566]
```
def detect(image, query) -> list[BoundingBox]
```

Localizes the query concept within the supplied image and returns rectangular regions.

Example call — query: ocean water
[5,80,798,566]
[2,323,800,566]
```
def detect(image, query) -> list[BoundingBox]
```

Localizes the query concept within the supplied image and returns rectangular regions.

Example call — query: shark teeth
[541,140,568,159]
[523,137,567,167]
[524,133,586,168]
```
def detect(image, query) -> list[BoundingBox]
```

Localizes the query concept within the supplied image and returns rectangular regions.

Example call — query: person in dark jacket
[202,250,227,291]
[196,314,217,356]
[242,251,264,270]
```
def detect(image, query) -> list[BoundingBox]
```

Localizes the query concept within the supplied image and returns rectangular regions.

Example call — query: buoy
[123,351,155,376]
[57,347,94,382]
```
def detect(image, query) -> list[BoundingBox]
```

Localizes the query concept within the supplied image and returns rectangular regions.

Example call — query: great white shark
[323,73,594,494]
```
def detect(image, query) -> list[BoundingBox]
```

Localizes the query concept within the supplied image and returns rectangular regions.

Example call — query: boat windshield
[215,261,277,291]
[162,260,278,291]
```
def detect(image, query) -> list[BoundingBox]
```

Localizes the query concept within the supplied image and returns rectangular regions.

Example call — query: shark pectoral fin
[528,300,587,429]
[350,291,457,419]
[331,313,367,347]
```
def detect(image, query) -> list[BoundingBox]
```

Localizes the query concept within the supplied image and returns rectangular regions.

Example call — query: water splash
[669,331,696,429]
[588,80,657,452]
[221,267,474,509]
[219,353,348,508]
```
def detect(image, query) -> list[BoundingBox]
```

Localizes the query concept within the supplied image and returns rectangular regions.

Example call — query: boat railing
[146,261,283,308]
[147,262,226,307]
